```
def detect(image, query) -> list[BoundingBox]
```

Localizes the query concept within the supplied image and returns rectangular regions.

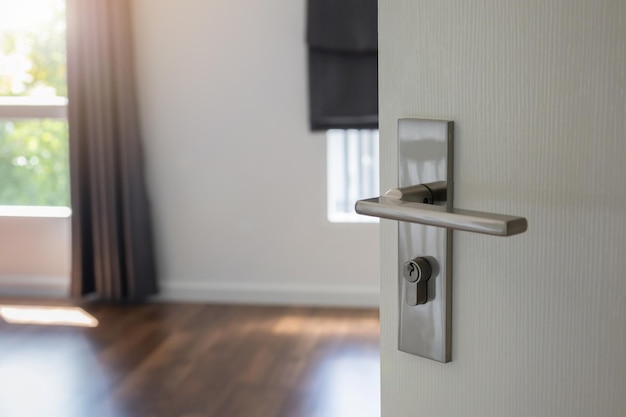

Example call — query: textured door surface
[378,1,626,416]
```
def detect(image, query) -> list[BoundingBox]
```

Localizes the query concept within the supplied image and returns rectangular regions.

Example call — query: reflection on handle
[355,186,527,237]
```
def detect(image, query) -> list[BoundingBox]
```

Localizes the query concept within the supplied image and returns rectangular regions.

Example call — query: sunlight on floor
[0,325,115,417]
[314,355,381,417]
[272,314,379,336]
[0,305,99,327]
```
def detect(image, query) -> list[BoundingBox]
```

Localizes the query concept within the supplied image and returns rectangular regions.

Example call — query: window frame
[0,96,67,119]
[0,97,69,209]
[326,128,380,224]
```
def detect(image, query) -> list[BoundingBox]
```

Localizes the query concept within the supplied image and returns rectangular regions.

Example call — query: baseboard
[0,276,380,307]
[154,280,380,308]
[0,275,70,298]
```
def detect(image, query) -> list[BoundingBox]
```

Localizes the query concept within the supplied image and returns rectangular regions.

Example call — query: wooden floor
[0,301,380,417]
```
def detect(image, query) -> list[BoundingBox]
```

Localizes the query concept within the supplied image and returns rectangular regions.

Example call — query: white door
[378,1,625,416]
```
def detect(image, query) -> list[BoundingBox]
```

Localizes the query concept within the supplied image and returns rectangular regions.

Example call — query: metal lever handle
[355,182,527,237]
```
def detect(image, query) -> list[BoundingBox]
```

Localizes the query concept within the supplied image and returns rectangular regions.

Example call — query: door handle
[378,118,528,363]
[355,181,527,237]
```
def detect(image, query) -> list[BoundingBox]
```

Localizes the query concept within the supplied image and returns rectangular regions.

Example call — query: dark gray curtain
[307,0,378,130]
[66,0,158,301]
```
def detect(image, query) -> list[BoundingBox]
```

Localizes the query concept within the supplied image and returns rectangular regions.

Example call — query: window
[327,129,379,223]
[0,0,69,208]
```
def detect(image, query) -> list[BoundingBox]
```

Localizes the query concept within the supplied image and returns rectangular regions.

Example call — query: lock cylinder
[403,257,432,284]
[402,257,432,306]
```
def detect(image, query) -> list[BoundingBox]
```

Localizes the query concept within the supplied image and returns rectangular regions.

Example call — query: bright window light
[0,305,98,327]
[327,129,379,223]
[0,0,69,208]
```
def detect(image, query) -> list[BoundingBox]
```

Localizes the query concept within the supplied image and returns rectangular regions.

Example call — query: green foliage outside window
[0,0,69,207]
[0,120,69,206]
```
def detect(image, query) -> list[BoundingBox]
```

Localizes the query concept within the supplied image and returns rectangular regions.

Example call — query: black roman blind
[307,0,378,131]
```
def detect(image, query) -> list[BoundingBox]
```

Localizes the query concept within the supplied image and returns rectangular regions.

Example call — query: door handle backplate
[356,118,526,363]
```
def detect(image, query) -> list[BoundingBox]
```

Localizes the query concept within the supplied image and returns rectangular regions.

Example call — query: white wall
[380,1,626,416]
[131,0,379,306]
[0,208,70,298]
